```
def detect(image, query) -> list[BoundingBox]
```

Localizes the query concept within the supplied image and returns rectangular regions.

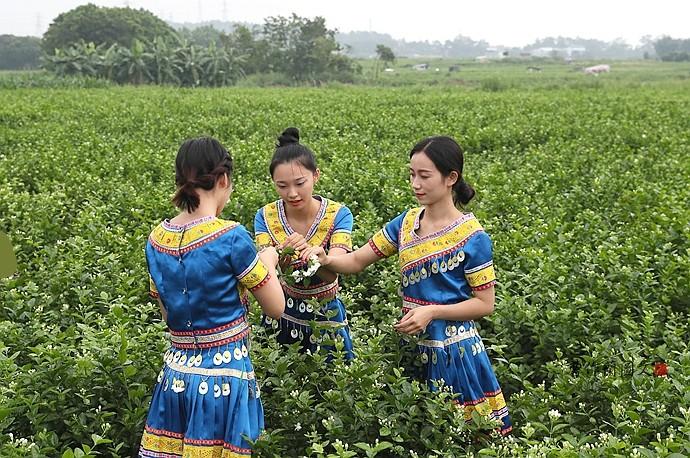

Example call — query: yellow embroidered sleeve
[368,229,397,258]
[330,231,352,251]
[465,263,496,290]
[255,232,273,248]
[238,256,270,292]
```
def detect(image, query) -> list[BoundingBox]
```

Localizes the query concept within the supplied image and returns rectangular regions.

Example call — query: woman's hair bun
[277,127,300,147]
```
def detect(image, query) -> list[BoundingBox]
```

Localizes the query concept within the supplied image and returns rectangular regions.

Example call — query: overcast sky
[2,0,688,46]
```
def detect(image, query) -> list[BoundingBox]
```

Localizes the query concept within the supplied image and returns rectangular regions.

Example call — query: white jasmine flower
[548,409,562,419]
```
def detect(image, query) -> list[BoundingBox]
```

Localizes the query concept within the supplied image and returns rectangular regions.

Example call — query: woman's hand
[279,232,309,253]
[300,246,329,266]
[393,306,436,335]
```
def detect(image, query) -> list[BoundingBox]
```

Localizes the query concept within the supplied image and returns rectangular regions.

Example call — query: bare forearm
[394,288,495,335]
[429,296,495,322]
[315,266,338,282]
[325,246,377,274]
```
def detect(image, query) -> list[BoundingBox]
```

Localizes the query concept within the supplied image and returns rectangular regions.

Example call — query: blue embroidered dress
[369,209,512,435]
[140,216,271,457]
[254,197,354,359]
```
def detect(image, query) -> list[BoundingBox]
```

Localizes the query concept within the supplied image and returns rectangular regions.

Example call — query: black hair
[269,127,317,177]
[172,136,233,213]
[409,136,475,206]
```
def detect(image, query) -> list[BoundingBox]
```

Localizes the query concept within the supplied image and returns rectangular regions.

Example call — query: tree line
[652,36,690,62]
[7,4,359,85]
[0,35,43,70]
[1,4,689,76]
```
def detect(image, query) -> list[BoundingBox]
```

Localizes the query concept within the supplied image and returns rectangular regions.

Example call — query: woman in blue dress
[254,128,355,359]
[302,136,512,435]
[139,137,285,457]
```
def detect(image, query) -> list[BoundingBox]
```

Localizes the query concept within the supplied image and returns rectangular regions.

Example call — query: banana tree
[116,39,153,85]
[175,40,203,87]
[45,41,102,77]
[200,41,229,86]
[149,36,182,85]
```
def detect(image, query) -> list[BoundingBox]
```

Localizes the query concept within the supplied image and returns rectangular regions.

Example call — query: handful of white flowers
[290,254,321,283]
[276,247,321,286]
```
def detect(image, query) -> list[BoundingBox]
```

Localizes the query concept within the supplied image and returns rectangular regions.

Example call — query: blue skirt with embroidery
[407,316,512,435]
[139,318,263,457]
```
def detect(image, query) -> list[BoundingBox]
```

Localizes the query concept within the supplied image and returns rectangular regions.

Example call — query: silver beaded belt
[169,317,250,349]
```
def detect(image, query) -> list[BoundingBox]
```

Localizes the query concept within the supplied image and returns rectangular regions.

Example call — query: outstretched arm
[301,243,380,275]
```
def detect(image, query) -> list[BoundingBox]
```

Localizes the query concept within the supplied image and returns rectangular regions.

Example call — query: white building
[531,47,586,58]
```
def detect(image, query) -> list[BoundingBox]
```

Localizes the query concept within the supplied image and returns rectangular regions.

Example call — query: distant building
[413,63,429,71]
[476,47,510,61]
[531,47,586,58]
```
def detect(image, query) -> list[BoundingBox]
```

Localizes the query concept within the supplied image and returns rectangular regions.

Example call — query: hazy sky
[2,0,688,46]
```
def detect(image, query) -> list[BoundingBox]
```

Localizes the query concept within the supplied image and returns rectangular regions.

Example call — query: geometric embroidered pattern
[140,426,252,457]
[453,389,512,435]
[237,255,270,292]
[397,209,483,271]
[149,218,239,255]
[169,317,250,349]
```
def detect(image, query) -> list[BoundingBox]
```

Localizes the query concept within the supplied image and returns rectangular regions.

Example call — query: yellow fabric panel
[330,231,352,251]
[140,432,251,457]
[398,211,483,269]
[466,265,496,288]
[149,275,159,297]
[140,431,183,455]
[238,259,269,291]
[369,229,397,257]
[262,202,288,245]
[309,200,341,247]
[462,391,507,421]
[150,219,238,252]
[255,232,272,248]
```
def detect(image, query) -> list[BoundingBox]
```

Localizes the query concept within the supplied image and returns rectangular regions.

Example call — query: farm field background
[0,63,689,457]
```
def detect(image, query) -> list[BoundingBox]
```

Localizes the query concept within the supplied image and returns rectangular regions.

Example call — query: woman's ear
[313,168,321,183]
[218,173,230,189]
[447,170,459,187]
